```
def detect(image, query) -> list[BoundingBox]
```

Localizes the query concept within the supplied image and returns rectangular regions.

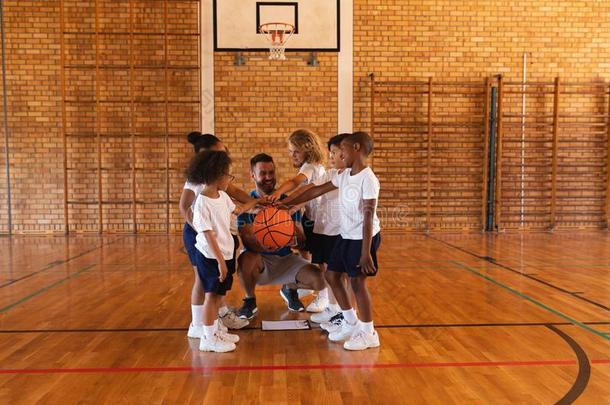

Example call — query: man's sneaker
[199,333,236,353]
[187,323,204,339]
[328,319,359,342]
[320,312,344,332]
[238,297,258,320]
[344,330,380,351]
[280,285,305,312]
[218,330,240,344]
[306,294,329,313]
[310,307,340,324]
[220,309,250,329]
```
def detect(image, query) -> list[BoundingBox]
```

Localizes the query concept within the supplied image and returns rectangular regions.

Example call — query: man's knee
[299,264,325,290]
[238,251,262,276]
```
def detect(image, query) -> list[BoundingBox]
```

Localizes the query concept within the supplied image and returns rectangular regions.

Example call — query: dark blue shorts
[194,253,236,295]
[301,215,315,253]
[182,223,198,266]
[328,233,381,278]
[311,233,341,265]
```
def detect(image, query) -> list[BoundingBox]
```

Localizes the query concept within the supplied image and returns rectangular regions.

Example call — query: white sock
[213,319,220,331]
[361,321,374,335]
[203,324,216,339]
[342,308,357,324]
[318,287,329,299]
[218,306,229,317]
[191,305,203,326]
[329,303,341,312]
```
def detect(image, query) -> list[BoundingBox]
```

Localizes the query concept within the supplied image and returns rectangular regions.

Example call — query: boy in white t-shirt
[185,150,258,353]
[281,132,382,351]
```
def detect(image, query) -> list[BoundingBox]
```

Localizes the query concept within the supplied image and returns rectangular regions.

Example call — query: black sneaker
[279,284,305,312]
[238,297,258,320]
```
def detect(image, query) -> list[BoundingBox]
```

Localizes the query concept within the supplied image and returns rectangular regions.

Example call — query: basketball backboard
[213,0,340,52]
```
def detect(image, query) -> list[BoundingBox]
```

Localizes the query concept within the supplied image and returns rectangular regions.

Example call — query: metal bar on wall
[369,73,375,169]
[426,77,432,232]
[606,84,610,228]
[494,76,504,231]
[129,0,136,233]
[164,0,170,233]
[481,77,491,231]
[95,0,102,233]
[0,0,12,235]
[550,77,560,230]
[59,0,69,234]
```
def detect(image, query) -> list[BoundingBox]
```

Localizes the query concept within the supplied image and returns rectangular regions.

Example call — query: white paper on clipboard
[261,320,311,331]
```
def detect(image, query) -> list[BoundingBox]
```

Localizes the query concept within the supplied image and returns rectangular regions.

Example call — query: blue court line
[450,261,609,342]
[0,264,96,314]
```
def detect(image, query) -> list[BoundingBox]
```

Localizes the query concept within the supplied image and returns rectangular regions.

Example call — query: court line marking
[451,261,609,341]
[432,236,609,311]
[0,236,126,289]
[546,325,590,404]
[1,321,609,334]
[0,264,96,313]
[3,359,610,375]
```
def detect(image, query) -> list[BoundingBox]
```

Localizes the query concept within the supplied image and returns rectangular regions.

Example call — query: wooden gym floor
[0,232,609,403]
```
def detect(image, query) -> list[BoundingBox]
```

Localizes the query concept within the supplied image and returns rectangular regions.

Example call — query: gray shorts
[257,253,310,286]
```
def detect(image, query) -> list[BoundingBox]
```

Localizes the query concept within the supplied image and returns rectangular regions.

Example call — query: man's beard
[256,179,276,195]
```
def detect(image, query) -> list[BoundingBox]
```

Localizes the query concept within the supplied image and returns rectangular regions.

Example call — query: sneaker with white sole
[320,312,344,332]
[199,332,236,353]
[306,294,329,313]
[187,323,204,339]
[328,319,359,342]
[280,285,305,312]
[297,289,314,298]
[344,330,380,351]
[220,310,250,329]
[218,330,240,344]
[311,307,340,324]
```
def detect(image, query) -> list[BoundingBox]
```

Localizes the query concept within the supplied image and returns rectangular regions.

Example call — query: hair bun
[187,131,202,144]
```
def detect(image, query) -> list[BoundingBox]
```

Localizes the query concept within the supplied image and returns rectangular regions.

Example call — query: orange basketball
[253,207,295,251]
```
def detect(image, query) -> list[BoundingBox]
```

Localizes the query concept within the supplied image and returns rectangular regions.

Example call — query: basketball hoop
[258,22,294,60]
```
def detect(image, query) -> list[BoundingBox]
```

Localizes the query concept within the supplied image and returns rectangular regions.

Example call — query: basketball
[252,207,295,250]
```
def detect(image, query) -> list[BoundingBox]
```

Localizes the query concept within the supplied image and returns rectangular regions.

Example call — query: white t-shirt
[185,181,237,235]
[192,191,236,261]
[299,162,326,220]
[313,168,342,236]
[331,167,381,240]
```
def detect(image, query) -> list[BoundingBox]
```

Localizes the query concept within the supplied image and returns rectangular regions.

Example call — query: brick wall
[1,0,609,233]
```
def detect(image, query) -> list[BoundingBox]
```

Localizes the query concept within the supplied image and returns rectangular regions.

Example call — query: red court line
[3,359,607,375]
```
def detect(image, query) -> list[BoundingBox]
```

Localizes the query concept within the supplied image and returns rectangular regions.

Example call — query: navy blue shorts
[311,233,341,265]
[194,253,236,295]
[182,223,199,266]
[301,215,315,253]
[328,233,381,278]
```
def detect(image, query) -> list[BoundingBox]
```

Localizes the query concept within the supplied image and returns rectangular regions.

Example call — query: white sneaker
[328,320,359,342]
[187,323,204,339]
[310,307,340,324]
[306,295,329,313]
[320,313,344,332]
[220,310,250,330]
[218,330,240,343]
[297,289,314,298]
[344,330,380,351]
[199,333,236,353]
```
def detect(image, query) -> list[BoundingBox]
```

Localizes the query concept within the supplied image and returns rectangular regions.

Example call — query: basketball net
[259,23,294,60]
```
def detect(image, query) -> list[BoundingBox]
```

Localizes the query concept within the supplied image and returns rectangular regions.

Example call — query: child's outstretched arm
[267,173,308,202]
[280,181,336,208]
[226,183,252,204]
[233,197,261,215]
[359,199,377,275]
[203,230,228,282]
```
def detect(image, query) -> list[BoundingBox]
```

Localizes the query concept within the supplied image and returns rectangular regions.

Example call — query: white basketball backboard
[213,0,340,52]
